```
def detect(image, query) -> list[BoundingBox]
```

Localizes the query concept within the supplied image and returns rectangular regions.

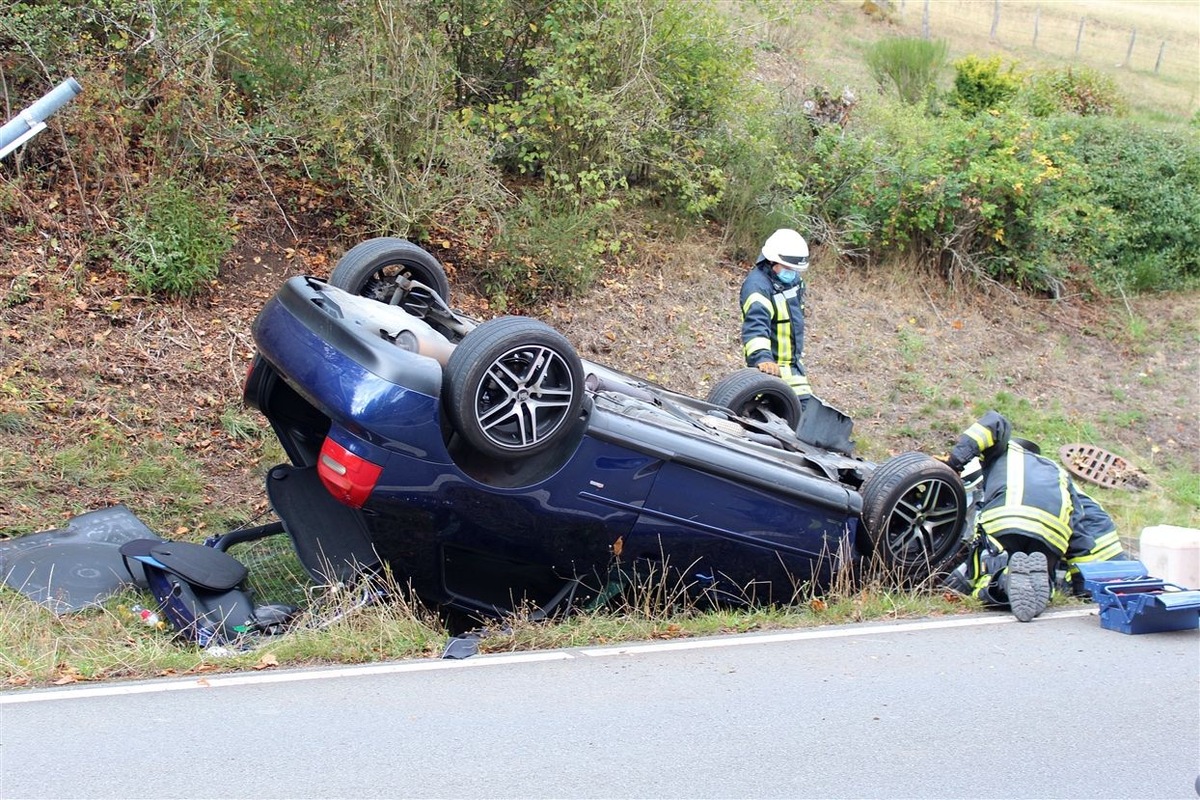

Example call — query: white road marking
[0,608,1096,705]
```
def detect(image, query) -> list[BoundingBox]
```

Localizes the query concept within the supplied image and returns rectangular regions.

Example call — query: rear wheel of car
[329,237,451,313]
[445,317,585,460]
[860,452,967,584]
[706,368,803,429]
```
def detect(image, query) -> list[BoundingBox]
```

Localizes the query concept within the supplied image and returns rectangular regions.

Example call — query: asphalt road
[1,608,1197,800]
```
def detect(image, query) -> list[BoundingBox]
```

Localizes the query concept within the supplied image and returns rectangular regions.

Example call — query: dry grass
[747,0,1198,119]
[907,0,1199,115]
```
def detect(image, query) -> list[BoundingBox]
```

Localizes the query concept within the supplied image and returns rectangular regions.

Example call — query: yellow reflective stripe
[779,366,811,397]
[773,293,792,364]
[979,507,1071,552]
[743,337,771,357]
[964,421,994,452]
[1054,466,1072,528]
[742,293,772,315]
[1070,532,1125,563]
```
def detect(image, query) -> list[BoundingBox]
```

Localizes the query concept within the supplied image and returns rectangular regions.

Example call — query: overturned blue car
[243,238,970,620]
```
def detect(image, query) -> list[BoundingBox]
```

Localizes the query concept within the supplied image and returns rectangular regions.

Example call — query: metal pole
[1033,6,1040,49]
[0,77,83,160]
[1154,40,1166,74]
[1075,17,1085,57]
[990,0,1001,41]
[922,0,931,39]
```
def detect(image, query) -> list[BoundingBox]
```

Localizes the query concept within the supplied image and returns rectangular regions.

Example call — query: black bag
[120,539,269,646]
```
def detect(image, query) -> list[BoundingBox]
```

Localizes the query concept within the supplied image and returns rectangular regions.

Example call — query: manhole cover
[1059,444,1149,491]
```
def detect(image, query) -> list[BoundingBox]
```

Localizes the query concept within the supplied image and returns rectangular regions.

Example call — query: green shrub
[782,101,1105,294]
[460,0,752,213]
[864,37,949,105]
[480,191,622,310]
[119,178,232,298]
[212,0,350,102]
[1051,117,1200,292]
[950,54,1023,115]
[1021,66,1125,118]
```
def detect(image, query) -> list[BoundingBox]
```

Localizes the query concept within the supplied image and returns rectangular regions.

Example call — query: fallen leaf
[254,653,279,670]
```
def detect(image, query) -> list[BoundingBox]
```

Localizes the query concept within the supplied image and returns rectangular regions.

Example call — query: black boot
[1007,551,1050,622]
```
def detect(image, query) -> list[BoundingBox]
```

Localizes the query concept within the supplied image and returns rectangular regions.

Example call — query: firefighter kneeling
[941,411,1128,622]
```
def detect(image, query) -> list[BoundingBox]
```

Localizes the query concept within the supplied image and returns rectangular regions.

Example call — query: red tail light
[318,438,383,508]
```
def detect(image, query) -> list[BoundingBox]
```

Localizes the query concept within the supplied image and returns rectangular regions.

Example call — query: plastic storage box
[1138,525,1200,589]
[1076,560,1200,635]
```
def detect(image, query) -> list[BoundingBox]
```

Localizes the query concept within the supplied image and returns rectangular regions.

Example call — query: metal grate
[1059,444,1149,491]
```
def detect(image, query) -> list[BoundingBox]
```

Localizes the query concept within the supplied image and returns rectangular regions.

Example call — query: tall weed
[482,191,621,310]
[864,37,949,105]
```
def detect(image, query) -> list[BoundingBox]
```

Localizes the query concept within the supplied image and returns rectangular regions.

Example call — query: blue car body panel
[247,276,870,613]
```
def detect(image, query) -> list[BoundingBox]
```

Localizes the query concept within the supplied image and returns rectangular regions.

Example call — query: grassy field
[771,0,1198,121]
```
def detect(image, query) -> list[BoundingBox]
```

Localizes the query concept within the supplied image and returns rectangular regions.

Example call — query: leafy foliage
[119,178,232,297]
[0,0,1195,302]
[785,104,1106,294]
[1050,117,1200,292]
[459,0,753,208]
[950,55,1023,115]
[480,190,622,310]
[1022,66,1126,118]
[302,0,507,241]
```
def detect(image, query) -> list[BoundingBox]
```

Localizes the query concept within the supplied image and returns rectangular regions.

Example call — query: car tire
[859,452,968,583]
[328,237,451,312]
[706,368,803,429]
[445,316,585,460]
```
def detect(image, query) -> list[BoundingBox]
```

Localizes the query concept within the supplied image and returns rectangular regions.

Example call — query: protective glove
[757,360,780,377]
[934,452,964,472]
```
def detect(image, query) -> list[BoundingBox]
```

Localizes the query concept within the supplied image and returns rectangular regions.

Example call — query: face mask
[776,268,798,285]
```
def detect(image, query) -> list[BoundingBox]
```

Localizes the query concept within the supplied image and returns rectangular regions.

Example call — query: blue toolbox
[1076,560,1200,635]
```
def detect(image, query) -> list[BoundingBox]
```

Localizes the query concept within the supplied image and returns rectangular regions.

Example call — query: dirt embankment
[1,202,1197,537]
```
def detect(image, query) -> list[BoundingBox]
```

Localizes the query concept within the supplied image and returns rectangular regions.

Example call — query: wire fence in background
[888,0,1198,114]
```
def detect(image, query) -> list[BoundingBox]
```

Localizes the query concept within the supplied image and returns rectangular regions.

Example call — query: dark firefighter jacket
[948,410,1123,562]
[740,260,810,398]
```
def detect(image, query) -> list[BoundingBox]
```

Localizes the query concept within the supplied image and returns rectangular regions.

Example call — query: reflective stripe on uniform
[742,293,772,316]
[742,292,774,360]
[1067,530,1125,564]
[982,442,1072,553]
[743,339,772,359]
[773,293,792,365]
[778,364,812,398]
[978,506,1072,553]
[963,420,995,453]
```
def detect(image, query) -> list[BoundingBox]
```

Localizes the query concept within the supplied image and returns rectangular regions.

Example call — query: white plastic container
[1139,525,1200,589]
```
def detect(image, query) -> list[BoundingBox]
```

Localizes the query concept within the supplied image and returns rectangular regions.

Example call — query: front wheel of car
[706,368,803,429]
[859,452,967,584]
[328,237,451,314]
[445,317,585,460]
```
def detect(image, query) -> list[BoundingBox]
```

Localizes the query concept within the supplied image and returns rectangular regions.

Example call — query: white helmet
[760,228,809,271]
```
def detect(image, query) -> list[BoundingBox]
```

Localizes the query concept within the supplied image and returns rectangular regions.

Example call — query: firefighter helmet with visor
[760,229,809,272]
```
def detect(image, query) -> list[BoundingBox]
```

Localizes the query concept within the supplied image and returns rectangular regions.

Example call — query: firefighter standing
[943,410,1127,621]
[740,229,814,414]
